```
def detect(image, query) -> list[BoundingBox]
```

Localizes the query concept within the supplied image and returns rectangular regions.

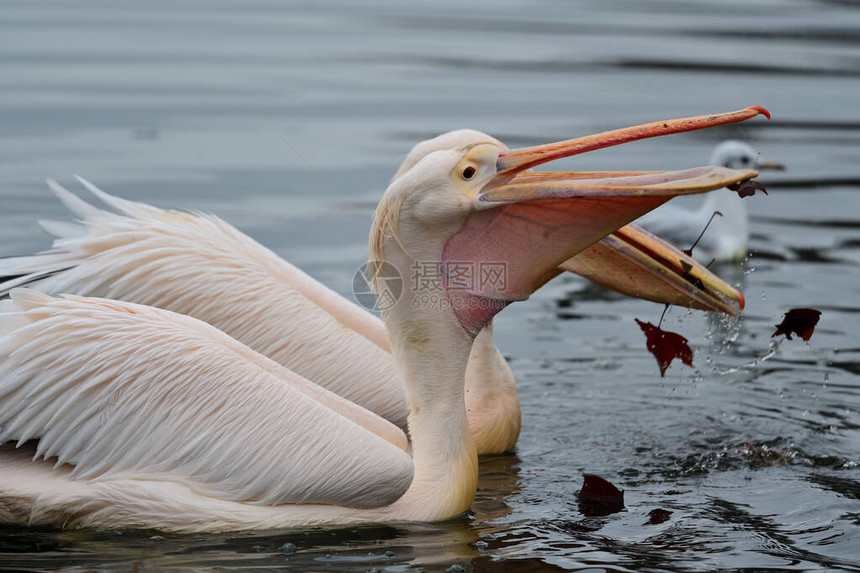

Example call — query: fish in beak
[442,107,768,335]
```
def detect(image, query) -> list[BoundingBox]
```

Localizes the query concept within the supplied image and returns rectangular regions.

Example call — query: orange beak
[442,107,768,334]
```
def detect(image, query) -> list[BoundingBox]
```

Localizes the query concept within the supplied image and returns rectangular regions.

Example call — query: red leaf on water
[727,179,768,198]
[772,308,821,341]
[635,319,694,377]
[647,508,673,525]
[579,474,624,506]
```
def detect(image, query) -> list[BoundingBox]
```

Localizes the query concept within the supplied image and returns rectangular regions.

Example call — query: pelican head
[391,129,505,182]
[372,107,768,339]
[372,136,509,261]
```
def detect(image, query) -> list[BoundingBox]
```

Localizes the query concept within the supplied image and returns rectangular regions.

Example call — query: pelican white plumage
[0,107,767,531]
[0,163,742,455]
[0,131,750,455]
[636,140,784,262]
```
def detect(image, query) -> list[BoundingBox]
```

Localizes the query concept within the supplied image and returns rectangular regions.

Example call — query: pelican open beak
[442,107,767,335]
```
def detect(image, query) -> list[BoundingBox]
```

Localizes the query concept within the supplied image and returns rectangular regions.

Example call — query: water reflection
[0,456,527,571]
[472,453,524,522]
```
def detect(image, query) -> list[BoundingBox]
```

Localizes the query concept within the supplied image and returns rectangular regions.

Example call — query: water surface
[1,1,859,571]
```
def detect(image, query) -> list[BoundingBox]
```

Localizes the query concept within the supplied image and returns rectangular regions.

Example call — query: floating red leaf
[727,179,768,198]
[635,319,694,377]
[579,474,625,505]
[772,308,821,341]
[646,508,673,525]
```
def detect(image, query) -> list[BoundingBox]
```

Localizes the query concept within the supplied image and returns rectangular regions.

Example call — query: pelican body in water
[636,140,784,262]
[0,107,767,531]
[0,145,744,456]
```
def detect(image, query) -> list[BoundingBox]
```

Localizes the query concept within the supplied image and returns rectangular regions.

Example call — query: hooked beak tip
[747,106,771,120]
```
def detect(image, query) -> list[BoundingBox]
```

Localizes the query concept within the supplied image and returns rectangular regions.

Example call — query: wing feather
[0,291,413,508]
[0,181,405,426]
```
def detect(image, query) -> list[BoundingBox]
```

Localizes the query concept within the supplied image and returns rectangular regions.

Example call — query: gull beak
[756,159,785,171]
[442,107,768,335]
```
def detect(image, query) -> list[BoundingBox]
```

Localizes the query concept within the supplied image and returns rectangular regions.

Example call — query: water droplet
[280,542,297,555]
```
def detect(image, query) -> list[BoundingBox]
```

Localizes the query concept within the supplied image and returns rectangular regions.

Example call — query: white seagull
[636,140,784,262]
[0,107,766,531]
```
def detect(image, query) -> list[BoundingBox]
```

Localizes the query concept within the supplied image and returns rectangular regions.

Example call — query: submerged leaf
[646,508,673,525]
[773,308,821,341]
[635,319,694,377]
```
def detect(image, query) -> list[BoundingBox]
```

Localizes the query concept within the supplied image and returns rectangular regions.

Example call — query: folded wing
[0,290,412,508]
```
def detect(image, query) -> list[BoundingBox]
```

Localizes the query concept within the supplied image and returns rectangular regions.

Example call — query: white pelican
[0,150,744,456]
[636,140,784,262]
[0,107,766,532]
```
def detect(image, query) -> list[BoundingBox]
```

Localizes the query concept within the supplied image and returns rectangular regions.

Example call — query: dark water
[1,1,859,571]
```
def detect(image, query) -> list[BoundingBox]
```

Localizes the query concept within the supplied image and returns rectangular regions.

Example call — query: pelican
[636,140,784,262]
[0,145,745,457]
[0,107,767,532]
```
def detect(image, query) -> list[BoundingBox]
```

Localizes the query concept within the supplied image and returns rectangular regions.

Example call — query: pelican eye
[462,166,477,180]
